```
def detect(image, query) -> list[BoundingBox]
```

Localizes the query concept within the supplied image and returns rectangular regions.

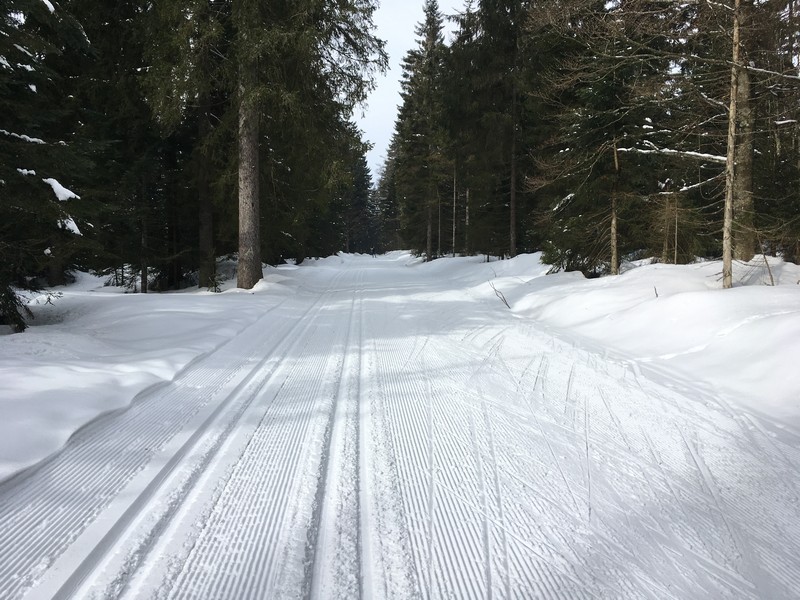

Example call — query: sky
[355,0,465,180]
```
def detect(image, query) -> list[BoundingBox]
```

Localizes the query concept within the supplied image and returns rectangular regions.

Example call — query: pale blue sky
[356,0,465,179]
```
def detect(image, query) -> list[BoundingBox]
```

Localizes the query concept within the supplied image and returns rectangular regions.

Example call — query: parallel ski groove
[41,273,350,600]
[157,270,355,600]
[308,268,363,599]
[0,294,306,599]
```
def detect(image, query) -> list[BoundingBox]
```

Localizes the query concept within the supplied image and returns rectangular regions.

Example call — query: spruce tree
[0,0,90,329]
[394,0,450,260]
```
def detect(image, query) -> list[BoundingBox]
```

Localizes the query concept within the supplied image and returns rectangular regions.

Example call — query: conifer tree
[394,0,450,260]
[144,0,232,288]
[0,0,90,329]
[474,0,532,257]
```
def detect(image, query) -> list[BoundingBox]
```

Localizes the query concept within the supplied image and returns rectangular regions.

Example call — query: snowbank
[0,268,292,482]
[412,254,800,426]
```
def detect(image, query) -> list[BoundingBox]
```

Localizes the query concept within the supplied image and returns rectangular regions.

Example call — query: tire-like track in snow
[2,259,800,599]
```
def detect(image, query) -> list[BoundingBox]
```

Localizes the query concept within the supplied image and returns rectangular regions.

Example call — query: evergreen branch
[617,140,726,164]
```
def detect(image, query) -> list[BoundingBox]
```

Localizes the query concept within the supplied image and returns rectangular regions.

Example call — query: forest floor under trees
[1,251,800,598]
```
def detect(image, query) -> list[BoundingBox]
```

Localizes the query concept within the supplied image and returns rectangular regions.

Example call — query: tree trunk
[465,187,470,255]
[611,194,619,274]
[437,190,442,257]
[610,142,620,275]
[662,198,670,263]
[723,0,743,289]
[452,165,457,257]
[168,187,180,289]
[509,91,518,258]
[237,58,261,289]
[426,197,433,261]
[674,203,679,265]
[140,217,148,294]
[47,238,65,287]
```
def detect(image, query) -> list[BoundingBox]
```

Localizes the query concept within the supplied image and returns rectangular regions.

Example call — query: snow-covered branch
[658,173,725,194]
[42,178,80,201]
[618,140,726,164]
[0,129,45,144]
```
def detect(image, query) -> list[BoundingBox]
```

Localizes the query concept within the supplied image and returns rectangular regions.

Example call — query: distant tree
[394,0,450,260]
[474,0,533,257]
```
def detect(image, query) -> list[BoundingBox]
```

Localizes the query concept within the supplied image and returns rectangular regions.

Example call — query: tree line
[4,0,799,331]
[382,0,800,288]
[1,0,386,330]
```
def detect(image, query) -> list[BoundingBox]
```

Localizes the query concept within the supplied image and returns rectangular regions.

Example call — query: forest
[2,0,799,331]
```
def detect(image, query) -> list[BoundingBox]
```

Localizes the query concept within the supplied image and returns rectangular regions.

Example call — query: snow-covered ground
[1,252,799,599]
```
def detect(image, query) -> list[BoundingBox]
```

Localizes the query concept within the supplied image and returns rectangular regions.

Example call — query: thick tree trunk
[47,238,65,287]
[723,0,742,289]
[733,59,755,262]
[237,59,261,289]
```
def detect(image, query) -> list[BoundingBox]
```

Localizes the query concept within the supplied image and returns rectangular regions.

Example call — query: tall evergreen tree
[394,0,450,260]
[144,0,233,288]
[475,0,532,257]
[0,0,90,329]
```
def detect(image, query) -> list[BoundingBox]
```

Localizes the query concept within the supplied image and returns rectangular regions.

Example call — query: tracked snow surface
[1,252,800,599]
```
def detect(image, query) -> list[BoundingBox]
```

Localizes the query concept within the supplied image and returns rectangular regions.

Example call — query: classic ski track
[371,328,437,596]
[77,269,352,600]
[308,269,364,599]
[376,326,597,599]
[147,271,357,600]
[0,270,345,600]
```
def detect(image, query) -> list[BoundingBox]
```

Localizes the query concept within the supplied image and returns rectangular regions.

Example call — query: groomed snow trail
[2,255,800,599]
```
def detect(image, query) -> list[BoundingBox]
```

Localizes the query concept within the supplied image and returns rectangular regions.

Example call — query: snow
[16,168,36,176]
[1,253,799,598]
[0,270,285,480]
[42,177,80,201]
[0,129,45,144]
[619,139,727,164]
[59,216,81,235]
[40,0,55,12]
[12,44,33,58]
